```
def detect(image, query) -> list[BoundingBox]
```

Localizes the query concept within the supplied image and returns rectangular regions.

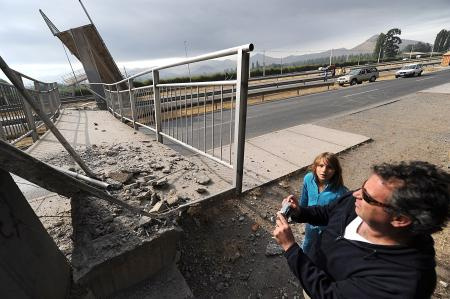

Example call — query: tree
[403,42,432,53]
[383,28,402,58]
[373,33,386,59]
[433,29,449,52]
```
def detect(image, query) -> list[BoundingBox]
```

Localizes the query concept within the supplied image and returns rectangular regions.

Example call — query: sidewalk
[15,103,372,229]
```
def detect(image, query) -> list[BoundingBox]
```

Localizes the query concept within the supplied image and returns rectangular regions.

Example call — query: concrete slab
[286,124,370,147]
[419,82,450,94]
[199,124,370,191]
[111,263,194,299]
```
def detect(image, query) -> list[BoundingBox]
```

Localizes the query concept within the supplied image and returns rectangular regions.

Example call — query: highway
[245,68,450,138]
[159,68,450,154]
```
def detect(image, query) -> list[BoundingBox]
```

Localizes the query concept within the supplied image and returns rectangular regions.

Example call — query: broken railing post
[0,55,97,178]
[233,48,250,195]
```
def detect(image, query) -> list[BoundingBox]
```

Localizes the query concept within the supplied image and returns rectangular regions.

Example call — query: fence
[0,70,60,145]
[90,44,253,194]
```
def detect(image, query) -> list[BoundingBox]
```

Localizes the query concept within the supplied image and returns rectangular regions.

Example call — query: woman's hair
[309,152,344,188]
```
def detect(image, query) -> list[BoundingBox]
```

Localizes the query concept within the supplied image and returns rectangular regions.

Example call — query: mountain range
[128,34,423,80]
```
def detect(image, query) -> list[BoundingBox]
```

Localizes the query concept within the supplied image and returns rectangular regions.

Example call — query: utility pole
[329,48,333,66]
[263,50,266,77]
[184,40,192,82]
[280,56,283,75]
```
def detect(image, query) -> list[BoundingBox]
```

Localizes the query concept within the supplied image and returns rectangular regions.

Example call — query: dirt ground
[177,91,450,298]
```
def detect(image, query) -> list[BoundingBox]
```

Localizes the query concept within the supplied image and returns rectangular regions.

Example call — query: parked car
[336,67,379,86]
[395,63,423,78]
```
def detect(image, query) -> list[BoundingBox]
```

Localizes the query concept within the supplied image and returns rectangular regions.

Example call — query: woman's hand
[273,212,296,251]
[282,194,300,212]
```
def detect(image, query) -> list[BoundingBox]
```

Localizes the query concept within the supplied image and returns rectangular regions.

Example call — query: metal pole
[184,41,192,83]
[0,56,97,178]
[78,0,94,25]
[128,79,138,129]
[152,70,162,142]
[117,84,124,122]
[15,74,39,141]
[233,49,250,194]
[0,116,5,141]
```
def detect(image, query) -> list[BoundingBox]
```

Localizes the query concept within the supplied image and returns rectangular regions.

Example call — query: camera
[280,202,293,218]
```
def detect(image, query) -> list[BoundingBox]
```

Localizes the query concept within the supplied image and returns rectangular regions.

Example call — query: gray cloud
[1,0,449,80]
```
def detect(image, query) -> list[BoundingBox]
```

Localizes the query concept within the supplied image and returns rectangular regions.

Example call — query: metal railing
[91,44,253,193]
[0,70,61,145]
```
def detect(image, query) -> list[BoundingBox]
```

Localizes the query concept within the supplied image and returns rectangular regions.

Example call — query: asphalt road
[245,68,450,138]
[160,68,450,153]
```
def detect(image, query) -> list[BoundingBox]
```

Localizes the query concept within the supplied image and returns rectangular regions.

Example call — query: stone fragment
[152,177,168,188]
[106,179,123,190]
[265,242,284,256]
[196,187,207,194]
[150,201,168,213]
[150,193,160,206]
[196,174,211,185]
[138,216,153,227]
[108,171,133,184]
[124,182,139,190]
[136,190,152,201]
[166,190,180,206]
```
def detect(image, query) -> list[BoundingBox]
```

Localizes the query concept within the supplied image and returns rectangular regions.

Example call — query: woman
[299,152,347,254]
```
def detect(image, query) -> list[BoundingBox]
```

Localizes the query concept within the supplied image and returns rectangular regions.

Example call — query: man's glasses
[360,180,391,208]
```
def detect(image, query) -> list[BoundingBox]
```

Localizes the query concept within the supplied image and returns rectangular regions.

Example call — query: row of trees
[433,29,450,53]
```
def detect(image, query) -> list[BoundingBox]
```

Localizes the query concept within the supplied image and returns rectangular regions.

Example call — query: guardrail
[89,44,253,194]
[0,71,60,145]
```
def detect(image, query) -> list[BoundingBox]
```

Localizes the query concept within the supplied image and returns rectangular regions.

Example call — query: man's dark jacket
[285,192,436,299]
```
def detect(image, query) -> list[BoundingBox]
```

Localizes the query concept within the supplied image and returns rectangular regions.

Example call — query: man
[273,161,450,298]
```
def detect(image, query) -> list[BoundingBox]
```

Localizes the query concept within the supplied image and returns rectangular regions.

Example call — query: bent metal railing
[0,70,60,145]
[90,44,253,194]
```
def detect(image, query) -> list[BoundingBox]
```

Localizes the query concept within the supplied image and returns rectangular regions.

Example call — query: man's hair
[372,161,450,235]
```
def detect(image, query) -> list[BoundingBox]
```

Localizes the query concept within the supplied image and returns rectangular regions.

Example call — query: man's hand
[282,195,300,212]
[272,212,296,251]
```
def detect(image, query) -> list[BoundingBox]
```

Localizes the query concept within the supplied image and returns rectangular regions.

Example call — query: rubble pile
[41,141,215,270]
[43,141,215,216]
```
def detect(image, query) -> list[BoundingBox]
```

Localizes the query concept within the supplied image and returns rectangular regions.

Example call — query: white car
[395,64,423,78]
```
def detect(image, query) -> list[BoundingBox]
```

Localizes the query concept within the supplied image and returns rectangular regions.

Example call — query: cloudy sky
[1,0,449,82]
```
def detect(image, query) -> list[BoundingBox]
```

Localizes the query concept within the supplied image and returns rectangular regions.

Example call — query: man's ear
[391,214,412,228]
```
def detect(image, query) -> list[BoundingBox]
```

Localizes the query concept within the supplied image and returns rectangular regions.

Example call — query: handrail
[97,43,254,86]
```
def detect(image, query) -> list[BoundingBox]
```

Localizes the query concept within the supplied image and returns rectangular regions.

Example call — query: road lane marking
[343,89,379,97]
[416,77,433,81]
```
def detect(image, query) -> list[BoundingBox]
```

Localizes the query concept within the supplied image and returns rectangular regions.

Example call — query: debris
[150,200,168,213]
[107,171,133,184]
[196,174,211,185]
[251,223,260,232]
[152,177,168,188]
[195,187,207,194]
[439,280,448,288]
[265,242,284,256]
[166,190,180,206]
